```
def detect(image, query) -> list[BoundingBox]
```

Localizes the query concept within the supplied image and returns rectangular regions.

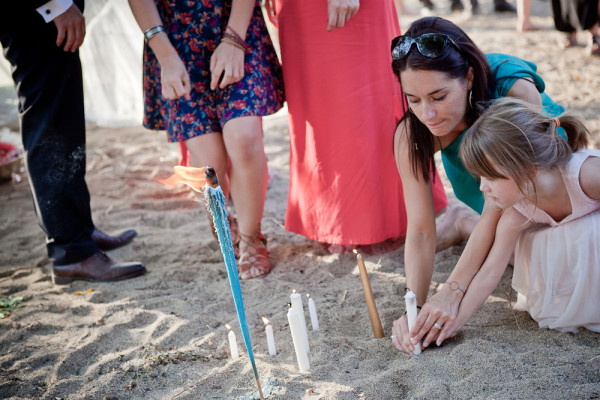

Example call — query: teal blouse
[440,53,565,214]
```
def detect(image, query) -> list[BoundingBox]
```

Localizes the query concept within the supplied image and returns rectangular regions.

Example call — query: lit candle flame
[306,293,310,298]
[225,324,232,331]
[292,289,296,294]
[157,165,207,193]
[352,249,358,255]
[262,317,269,325]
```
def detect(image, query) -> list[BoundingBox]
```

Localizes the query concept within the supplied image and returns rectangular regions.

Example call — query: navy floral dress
[143,0,284,142]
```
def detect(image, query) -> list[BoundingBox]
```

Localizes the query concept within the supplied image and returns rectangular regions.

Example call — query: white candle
[287,307,310,372]
[262,317,277,356]
[290,290,310,352]
[307,294,319,331]
[404,291,421,355]
[226,324,239,360]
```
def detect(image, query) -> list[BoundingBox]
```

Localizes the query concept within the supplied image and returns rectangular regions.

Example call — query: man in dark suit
[0,0,146,284]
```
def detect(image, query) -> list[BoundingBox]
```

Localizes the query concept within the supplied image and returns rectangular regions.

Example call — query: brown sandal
[237,232,272,280]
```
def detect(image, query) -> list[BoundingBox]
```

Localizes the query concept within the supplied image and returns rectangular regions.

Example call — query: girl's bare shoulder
[579,155,600,200]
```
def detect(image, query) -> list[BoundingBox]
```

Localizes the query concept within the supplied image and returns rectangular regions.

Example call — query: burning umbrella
[159,165,264,399]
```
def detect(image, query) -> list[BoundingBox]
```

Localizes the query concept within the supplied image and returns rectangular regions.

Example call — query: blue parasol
[202,167,264,400]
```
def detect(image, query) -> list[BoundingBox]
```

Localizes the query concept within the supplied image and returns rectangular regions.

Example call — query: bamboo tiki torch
[353,249,384,338]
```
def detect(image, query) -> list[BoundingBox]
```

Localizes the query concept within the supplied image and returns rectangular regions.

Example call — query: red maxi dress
[271,0,447,245]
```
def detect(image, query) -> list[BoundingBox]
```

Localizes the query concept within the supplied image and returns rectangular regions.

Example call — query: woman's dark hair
[391,17,494,182]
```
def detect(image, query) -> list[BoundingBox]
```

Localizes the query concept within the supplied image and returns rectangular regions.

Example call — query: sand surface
[1,2,600,399]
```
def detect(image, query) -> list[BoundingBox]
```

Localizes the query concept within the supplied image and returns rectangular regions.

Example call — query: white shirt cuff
[36,0,74,23]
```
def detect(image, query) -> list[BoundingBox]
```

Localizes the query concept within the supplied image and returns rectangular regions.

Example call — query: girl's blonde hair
[460,97,589,195]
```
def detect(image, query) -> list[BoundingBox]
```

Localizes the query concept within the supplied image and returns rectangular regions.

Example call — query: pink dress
[270,0,447,245]
[512,149,600,333]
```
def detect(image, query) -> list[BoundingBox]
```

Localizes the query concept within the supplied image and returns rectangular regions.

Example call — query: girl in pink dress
[396,97,600,354]
[268,0,448,250]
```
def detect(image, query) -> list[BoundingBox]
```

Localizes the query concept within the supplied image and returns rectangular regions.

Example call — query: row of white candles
[226,290,319,371]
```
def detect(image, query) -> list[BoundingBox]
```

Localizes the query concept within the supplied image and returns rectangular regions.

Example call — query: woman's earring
[468,90,473,109]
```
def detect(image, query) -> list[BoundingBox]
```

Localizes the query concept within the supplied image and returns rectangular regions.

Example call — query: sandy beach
[1,1,599,399]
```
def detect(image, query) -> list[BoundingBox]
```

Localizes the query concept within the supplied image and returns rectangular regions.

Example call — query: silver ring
[390,334,397,339]
[434,322,443,330]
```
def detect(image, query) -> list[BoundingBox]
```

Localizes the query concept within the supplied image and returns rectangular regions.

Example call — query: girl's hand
[210,41,245,90]
[159,54,191,100]
[391,315,422,354]
[327,0,359,31]
[409,286,462,348]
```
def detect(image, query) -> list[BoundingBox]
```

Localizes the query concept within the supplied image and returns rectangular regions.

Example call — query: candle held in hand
[287,307,310,372]
[262,317,277,356]
[404,291,421,355]
[290,290,310,352]
[225,324,240,360]
[307,294,319,331]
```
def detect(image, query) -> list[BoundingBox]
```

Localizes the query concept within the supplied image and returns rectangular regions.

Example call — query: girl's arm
[579,156,600,200]
[436,208,530,345]
[414,199,502,349]
[209,0,255,90]
[128,0,191,99]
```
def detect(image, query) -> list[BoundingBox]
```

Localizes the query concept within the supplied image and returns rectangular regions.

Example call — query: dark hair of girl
[391,17,495,182]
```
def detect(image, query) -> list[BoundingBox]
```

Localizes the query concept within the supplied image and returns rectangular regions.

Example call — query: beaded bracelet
[144,25,166,42]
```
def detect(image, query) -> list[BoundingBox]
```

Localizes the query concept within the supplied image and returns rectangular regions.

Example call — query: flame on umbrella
[157,165,207,192]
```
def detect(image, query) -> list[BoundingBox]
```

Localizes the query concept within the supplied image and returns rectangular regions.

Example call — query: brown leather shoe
[52,252,146,284]
[92,228,137,251]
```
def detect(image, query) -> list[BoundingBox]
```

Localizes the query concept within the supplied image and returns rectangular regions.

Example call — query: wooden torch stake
[354,250,385,338]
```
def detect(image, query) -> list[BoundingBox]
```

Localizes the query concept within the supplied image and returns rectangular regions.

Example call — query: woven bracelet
[222,32,251,53]
[221,37,247,53]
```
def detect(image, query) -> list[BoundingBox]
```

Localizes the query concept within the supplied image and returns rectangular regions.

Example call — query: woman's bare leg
[222,116,268,238]
[435,203,479,252]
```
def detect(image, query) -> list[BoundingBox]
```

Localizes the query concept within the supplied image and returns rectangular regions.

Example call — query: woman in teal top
[387,17,565,354]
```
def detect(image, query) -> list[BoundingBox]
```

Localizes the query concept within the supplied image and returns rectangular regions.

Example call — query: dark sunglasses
[391,33,459,60]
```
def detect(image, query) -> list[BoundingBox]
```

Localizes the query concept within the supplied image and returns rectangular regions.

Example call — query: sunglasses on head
[391,33,459,60]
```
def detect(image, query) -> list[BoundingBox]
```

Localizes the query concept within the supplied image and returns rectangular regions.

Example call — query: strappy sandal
[237,231,272,280]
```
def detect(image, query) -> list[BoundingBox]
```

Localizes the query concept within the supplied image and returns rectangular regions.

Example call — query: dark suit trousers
[0,6,99,265]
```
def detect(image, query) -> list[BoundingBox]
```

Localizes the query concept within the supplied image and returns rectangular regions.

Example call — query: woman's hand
[327,0,359,31]
[210,42,245,90]
[159,54,191,100]
[391,314,422,354]
[409,285,462,348]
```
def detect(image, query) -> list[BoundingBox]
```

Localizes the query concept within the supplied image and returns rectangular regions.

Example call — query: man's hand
[327,0,359,32]
[53,4,86,52]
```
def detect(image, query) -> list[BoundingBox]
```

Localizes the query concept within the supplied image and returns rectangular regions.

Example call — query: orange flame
[261,317,269,325]
[157,165,206,193]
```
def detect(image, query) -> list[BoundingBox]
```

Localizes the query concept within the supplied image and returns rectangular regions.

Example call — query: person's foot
[494,0,516,12]
[52,252,146,284]
[585,34,600,56]
[92,228,137,251]
[238,232,273,280]
[435,205,477,252]
[517,20,540,32]
[558,33,578,49]
[420,0,435,15]
[451,0,465,12]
